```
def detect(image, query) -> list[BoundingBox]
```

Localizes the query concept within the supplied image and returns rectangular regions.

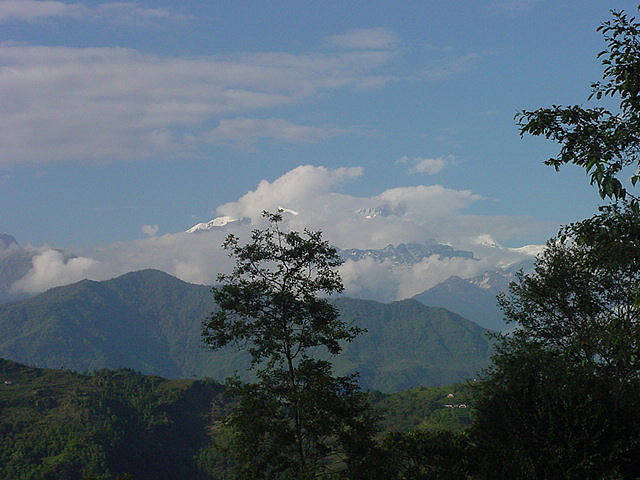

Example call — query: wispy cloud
[490,0,540,13]
[0,1,185,23]
[141,224,159,236]
[200,118,350,149]
[0,45,393,165]
[326,28,398,50]
[397,155,449,175]
[424,53,481,80]
[0,1,81,22]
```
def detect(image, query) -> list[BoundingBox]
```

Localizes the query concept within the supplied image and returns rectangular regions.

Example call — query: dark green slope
[0,270,214,377]
[333,298,492,391]
[0,358,227,480]
[0,270,492,392]
[412,276,506,331]
[374,382,475,432]
[0,358,474,480]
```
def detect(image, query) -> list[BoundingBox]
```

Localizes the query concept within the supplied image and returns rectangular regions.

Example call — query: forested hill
[0,358,228,480]
[0,269,493,392]
[0,269,214,378]
[332,298,492,392]
[0,358,473,480]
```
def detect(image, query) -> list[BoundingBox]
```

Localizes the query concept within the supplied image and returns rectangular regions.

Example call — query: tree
[379,430,477,480]
[202,210,378,479]
[471,205,640,479]
[472,7,640,478]
[517,6,640,205]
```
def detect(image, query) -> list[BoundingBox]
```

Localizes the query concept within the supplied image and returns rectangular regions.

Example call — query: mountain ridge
[0,269,492,392]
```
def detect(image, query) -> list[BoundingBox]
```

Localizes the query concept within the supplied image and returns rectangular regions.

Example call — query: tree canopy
[471,205,640,479]
[203,211,377,479]
[517,6,640,205]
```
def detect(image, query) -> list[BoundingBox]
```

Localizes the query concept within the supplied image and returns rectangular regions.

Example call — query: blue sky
[1,0,636,251]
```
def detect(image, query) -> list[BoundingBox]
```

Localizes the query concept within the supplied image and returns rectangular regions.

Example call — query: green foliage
[0,359,227,480]
[499,204,640,377]
[203,211,379,479]
[379,430,477,480]
[1,356,485,480]
[204,211,360,365]
[373,383,474,433]
[472,205,640,479]
[516,6,640,204]
[472,344,640,479]
[216,361,380,480]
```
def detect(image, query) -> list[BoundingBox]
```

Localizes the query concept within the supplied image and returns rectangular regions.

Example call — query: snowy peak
[277,206,299,216]
[508,244,545,257]
[339,242,474,265]
[355,206,394,219]
[472,234,502,249]
[187,206,301,233]
[470,234,545,260]
[185,216,244,233]
[468,270,513,292]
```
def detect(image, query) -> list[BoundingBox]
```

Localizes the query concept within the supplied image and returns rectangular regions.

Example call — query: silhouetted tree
[203,210,378,479]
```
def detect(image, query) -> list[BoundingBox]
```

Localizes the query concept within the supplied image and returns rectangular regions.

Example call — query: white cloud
[92,2,183,23]
[11,249,98,293]
[215,165,544,251]
[327,28,399,50]
[200,118,349,149]
[0,45,393,165]
[398,155,448,175]
[339,255,491,302]
[8,165,550,300]
[141,224,159,236]
[217,165,364,222]
[0,1,183,23]
[374,185,479,219]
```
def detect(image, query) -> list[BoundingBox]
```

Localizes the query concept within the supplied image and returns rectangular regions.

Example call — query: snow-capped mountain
[413,259,534,331]
[277,206,299,216]
[355,206,394,219]
[471,234,544,260]
[185,216,247,233]
[186,206,299,233]
[339,242,475,265]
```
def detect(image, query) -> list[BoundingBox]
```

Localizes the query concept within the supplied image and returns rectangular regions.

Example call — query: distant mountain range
[412,260,534,331]
[339,242,474,265]
[0,269,493,392]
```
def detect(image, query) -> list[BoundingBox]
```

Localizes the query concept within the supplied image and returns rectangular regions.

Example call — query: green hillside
[374,383,474,433]
[0,358,473,480]
[332,298,491,391]
[0,270,493,392]
[412,276,506,331]
[0,358,228,480]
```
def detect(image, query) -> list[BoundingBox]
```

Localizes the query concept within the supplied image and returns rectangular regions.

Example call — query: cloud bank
[11,249,98,293]
[9,165,548,300]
